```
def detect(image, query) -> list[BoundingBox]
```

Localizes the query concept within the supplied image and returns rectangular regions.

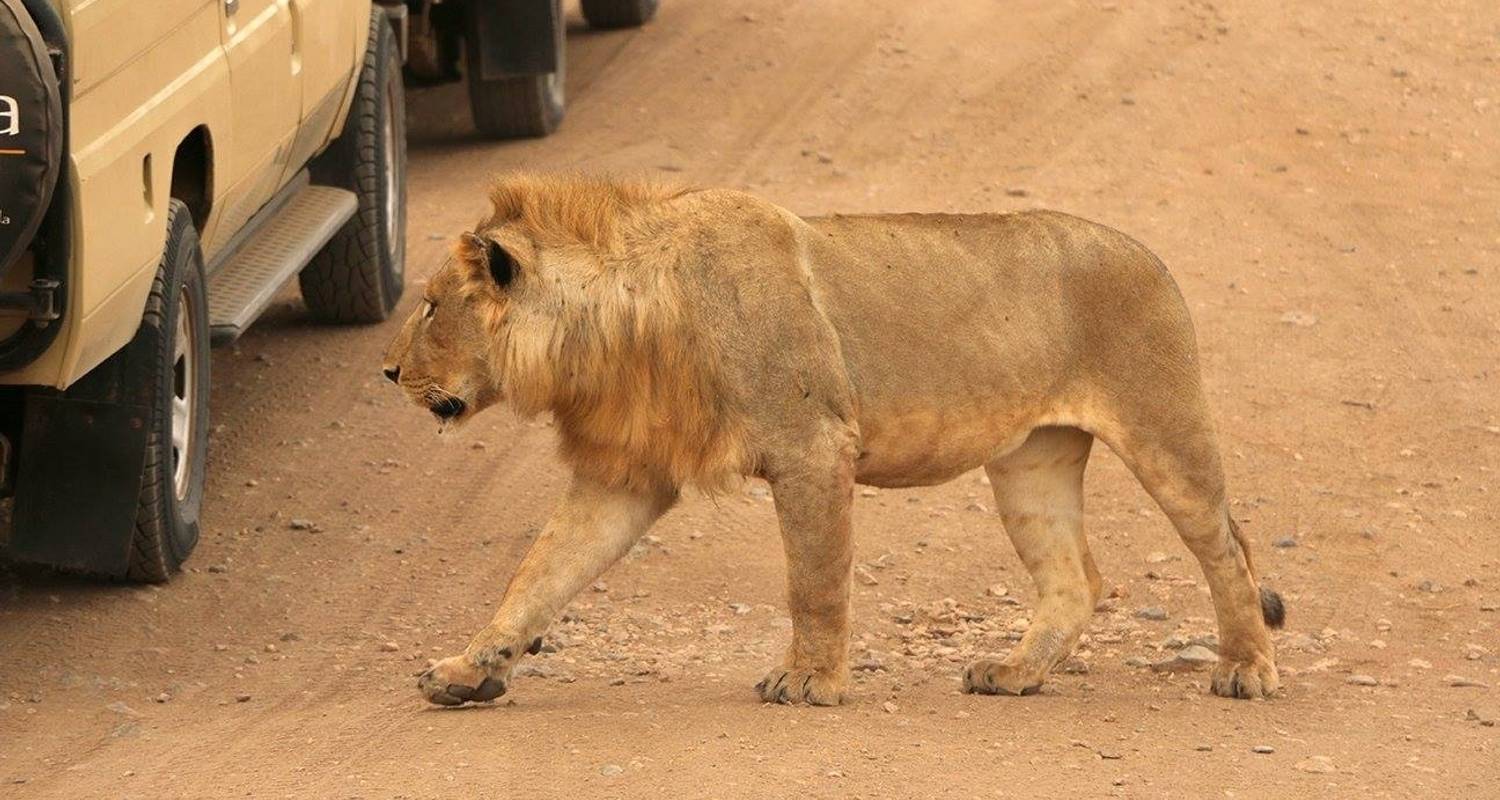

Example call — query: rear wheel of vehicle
[127,200,210,583]
[301,9,406,323]
[464,0,565,138]
[581,0,658,29]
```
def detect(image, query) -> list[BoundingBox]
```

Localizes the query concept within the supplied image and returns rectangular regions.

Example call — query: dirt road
[3,1,1497,797]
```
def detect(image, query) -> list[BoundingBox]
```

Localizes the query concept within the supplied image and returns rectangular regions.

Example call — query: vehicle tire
[126,200,210,583]
[301,9,406,323]
[464,0,565,138]
[580,0,658,29]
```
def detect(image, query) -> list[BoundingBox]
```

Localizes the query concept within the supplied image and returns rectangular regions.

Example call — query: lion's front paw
[962,658,1043,696]
[755,666,847,706]
[1211,653,1280,699]
[417,654,507,707]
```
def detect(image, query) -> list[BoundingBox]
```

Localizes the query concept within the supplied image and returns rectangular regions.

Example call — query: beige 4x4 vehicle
[0,0,407,580]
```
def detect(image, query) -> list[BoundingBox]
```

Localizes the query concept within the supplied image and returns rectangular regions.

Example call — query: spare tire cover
[0,0,62,278]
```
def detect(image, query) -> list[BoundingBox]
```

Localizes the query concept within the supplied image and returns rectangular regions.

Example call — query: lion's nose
[383,366,400,383]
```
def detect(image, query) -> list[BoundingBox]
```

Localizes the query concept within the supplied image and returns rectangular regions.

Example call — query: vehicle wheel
[127,200,210,583]
[301,8,406,323]
[581,0,658,29]
[464,0,565,138]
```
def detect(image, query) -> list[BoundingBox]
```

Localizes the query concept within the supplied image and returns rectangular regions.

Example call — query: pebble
[1150,645,1218,673]
[1445,675,1487,688]
[106,702,142,717]
[599,764,624,777]
[234,693,252,703]
[1295,755,1335,774]
[287,518,315,531]
[1134,606,1169,621]
[854,566,880,586]
[379,641,400,652]
[154,692,171,703]
[1346,674,1379,687]
[881,700,898,714]
[1272,536,1298,548]
[1251,745,1276,754]
[986,584,1009,597]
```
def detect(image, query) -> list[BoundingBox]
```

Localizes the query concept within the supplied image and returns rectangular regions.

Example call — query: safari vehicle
[401,0,660,138]
[0,0,407,581]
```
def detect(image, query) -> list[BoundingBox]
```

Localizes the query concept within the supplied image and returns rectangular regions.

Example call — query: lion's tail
[1229,515,1286,629]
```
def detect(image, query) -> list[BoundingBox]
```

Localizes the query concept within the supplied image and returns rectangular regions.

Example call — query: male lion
[382,173,1284,707]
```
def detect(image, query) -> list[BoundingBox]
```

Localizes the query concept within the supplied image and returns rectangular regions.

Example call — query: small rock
[1005,187,1030,198]
[1134,607,1169,621]
[1151,645,1218,673]
[1272,537,1298,549]
[1251,745,1276,754]
[1409,658,1432,670]
[881,700,898,714]
[207,564,228,574]
[263,643,278,654]
[154,692,171,704]
[728,602,752,616]
[599,764,624,777]
[1279,310,1318,327]
[234,693,252,703]
[106,702,142,717]
[1446,675,1488,688]
[1346,674,1379,687]
[1295,755,1335,774]
[854,566,880,587]
[288,518,315,531]
[987,584,1009,598]
[1145,551,1174,564]
[379,641,400,652]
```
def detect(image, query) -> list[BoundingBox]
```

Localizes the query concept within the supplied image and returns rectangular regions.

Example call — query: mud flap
[7,326,154,577]
[469,0,559,80]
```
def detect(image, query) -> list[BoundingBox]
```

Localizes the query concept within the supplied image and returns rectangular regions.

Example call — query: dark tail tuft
[1260,587,1286,629]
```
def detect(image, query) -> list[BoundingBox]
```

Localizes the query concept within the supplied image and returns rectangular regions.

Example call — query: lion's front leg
[757,425,858,706]
[418,476,676,707]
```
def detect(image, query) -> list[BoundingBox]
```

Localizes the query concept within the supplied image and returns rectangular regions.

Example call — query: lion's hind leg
[1098,403,1281,699]
[964,426,1099,696]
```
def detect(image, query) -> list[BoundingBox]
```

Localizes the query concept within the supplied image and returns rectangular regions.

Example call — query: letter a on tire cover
[0,0,63,278]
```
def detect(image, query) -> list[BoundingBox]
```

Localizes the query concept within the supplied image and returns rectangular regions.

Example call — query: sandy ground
[3,1,1498,797]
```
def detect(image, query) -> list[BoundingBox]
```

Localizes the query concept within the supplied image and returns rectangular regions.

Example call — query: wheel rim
[382,87,402,280]
[170,288,197,502]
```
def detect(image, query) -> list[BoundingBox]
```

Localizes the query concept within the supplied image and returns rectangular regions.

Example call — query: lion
[381,172,1284,708]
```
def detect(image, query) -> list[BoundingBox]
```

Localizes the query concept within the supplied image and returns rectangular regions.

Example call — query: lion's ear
[460,232,517,288]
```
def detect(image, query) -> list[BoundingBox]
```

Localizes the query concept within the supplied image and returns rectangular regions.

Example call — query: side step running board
[207,184,356,345]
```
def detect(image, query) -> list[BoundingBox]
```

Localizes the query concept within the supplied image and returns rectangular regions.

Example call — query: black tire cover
[0,0,62,278]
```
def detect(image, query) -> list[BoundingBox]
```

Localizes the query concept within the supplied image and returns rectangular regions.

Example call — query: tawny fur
[385,172,1282,708]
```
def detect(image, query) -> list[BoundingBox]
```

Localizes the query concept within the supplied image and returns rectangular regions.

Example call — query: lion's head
[380,231,516,430]
[380,172,750,490]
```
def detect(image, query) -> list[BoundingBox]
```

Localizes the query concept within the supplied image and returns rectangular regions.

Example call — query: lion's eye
[422,300,436,319]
